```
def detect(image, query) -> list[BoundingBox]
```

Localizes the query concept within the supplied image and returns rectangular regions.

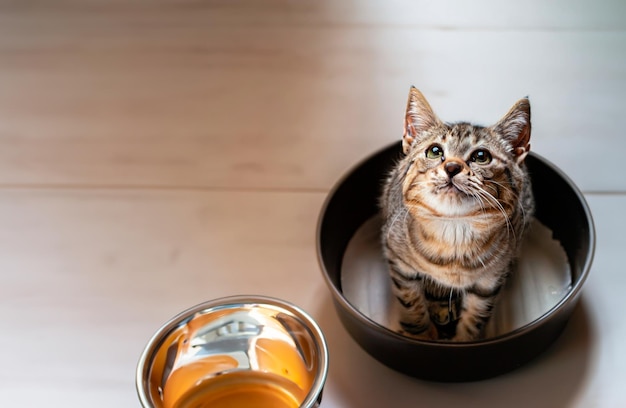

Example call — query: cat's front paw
[451,327,482,342]
[398,322,438,341]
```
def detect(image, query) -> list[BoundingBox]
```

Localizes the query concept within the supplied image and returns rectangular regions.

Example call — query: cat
[380,87,534,341]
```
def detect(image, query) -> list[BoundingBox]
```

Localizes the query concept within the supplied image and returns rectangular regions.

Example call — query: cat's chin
[423,193,479,218]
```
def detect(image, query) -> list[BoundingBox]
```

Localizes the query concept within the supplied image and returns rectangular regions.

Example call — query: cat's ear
[493,97,531,164]
[403,87,441,154]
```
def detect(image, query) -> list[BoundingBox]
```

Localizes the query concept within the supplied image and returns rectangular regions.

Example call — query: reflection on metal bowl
[136,296,328,408]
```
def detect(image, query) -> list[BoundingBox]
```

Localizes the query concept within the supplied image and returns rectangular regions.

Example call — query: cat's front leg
[389,266,437,340]
[453,291,497,342]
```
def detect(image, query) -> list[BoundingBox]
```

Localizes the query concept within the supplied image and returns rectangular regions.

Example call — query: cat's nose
[444,161,463,178]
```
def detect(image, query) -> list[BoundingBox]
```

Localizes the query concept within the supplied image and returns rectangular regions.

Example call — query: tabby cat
[380,87,534,341]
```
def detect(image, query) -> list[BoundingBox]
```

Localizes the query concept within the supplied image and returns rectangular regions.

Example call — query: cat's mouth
[426,181,479,217]
[437,181,468,196]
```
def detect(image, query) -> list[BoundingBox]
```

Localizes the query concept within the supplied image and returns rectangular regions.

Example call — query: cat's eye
[470,149,492,165]
[425,144,444,160]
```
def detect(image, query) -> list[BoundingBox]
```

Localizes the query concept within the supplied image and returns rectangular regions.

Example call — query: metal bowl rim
[136,294,329,408]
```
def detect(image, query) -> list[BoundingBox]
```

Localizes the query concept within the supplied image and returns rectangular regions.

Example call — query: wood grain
[0,1,624,191]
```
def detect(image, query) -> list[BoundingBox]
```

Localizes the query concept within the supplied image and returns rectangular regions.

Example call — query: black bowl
[316,142,595,382]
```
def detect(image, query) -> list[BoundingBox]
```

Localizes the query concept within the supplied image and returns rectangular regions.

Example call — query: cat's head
[400,87,531,217]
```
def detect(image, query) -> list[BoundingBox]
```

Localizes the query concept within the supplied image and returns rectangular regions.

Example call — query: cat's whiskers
[518,201,530,234]
[485,179,513,190]
[484,178,529,240]
[473,185,510,226]
[485,179,517,200]
[464,179,492,210]
[464,189,511,266]
[462,177,488,209]
[471,183,515,242]
[467,189,489,218]
[476,254,487,269]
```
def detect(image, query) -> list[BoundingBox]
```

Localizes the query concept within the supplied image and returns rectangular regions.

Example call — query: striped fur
[380,87,534,341]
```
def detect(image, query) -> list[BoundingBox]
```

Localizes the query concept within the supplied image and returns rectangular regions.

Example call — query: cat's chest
[405,217,501,287]
[413,217,482,247]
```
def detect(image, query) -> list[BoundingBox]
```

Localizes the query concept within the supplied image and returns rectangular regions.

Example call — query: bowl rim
[136,295,329,407]
[316,141,596,348]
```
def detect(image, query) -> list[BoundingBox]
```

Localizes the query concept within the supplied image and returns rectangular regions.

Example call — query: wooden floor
[1,1,624,407]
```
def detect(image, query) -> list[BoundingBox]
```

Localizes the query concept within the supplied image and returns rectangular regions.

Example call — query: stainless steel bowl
[136,296,329,408]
